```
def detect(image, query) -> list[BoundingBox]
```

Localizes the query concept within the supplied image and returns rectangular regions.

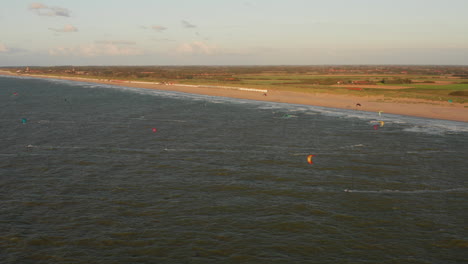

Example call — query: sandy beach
[2,71,467,122]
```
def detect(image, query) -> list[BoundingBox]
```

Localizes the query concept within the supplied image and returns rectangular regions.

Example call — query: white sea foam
[344,188,467,194]
[340,144,366,149]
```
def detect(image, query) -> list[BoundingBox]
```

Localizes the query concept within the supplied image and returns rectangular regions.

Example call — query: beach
[2,71,467,122]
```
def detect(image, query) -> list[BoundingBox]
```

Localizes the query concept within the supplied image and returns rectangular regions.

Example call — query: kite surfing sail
[307,154,315,165]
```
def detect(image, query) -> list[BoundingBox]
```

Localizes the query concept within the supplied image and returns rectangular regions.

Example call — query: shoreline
[1,72,467,122]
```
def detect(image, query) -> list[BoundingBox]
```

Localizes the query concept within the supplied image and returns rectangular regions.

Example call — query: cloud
[0,43,9,52]
[174,42,274,58]
[49,24,78,33]
[29,2,47,9]
[49,42,144,57]
[176,41,217,55]
[95,40,136,45]
[151,38,175,42]
[151,25,167,32]
[29,2,71,17]
[181,20,197,28]
[0,43,27,54]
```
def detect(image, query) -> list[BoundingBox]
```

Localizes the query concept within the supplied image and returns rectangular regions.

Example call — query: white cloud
[49,42,144,57]
[181,20,197,28]
[49,24,78,33]
[29,2,71,17]
[151,25,167,32]
[176,41,218,55]
[95,40,136,45]
[0,43,9,52]
[29,2,47,9]
[0,43,27,54]
[174,41,265,57]
[151,38,175,42]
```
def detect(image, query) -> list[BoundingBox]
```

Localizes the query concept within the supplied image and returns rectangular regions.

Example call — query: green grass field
[185,73,468,103]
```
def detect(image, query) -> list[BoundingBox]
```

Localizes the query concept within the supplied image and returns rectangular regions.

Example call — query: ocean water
[1,75,467,263]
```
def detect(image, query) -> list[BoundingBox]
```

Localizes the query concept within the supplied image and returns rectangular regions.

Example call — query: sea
[1,75,467,263]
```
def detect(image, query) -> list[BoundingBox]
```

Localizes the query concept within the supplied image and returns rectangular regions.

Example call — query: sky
[1,0,468,66]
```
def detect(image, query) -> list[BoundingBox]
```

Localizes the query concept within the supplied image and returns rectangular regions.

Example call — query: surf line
[344,188,468,193]
[20,74,269,93]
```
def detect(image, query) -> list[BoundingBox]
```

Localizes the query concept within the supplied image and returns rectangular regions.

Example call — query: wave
[402,124,468,135]
[343,188,467,194]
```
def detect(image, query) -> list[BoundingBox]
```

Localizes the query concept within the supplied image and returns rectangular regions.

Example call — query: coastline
[2,71,467,122]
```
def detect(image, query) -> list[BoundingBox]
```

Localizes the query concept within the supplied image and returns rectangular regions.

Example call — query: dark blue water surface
[1,76,467,263]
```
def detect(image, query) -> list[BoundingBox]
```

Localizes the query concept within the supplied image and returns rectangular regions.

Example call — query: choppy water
[1,76,467,263]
